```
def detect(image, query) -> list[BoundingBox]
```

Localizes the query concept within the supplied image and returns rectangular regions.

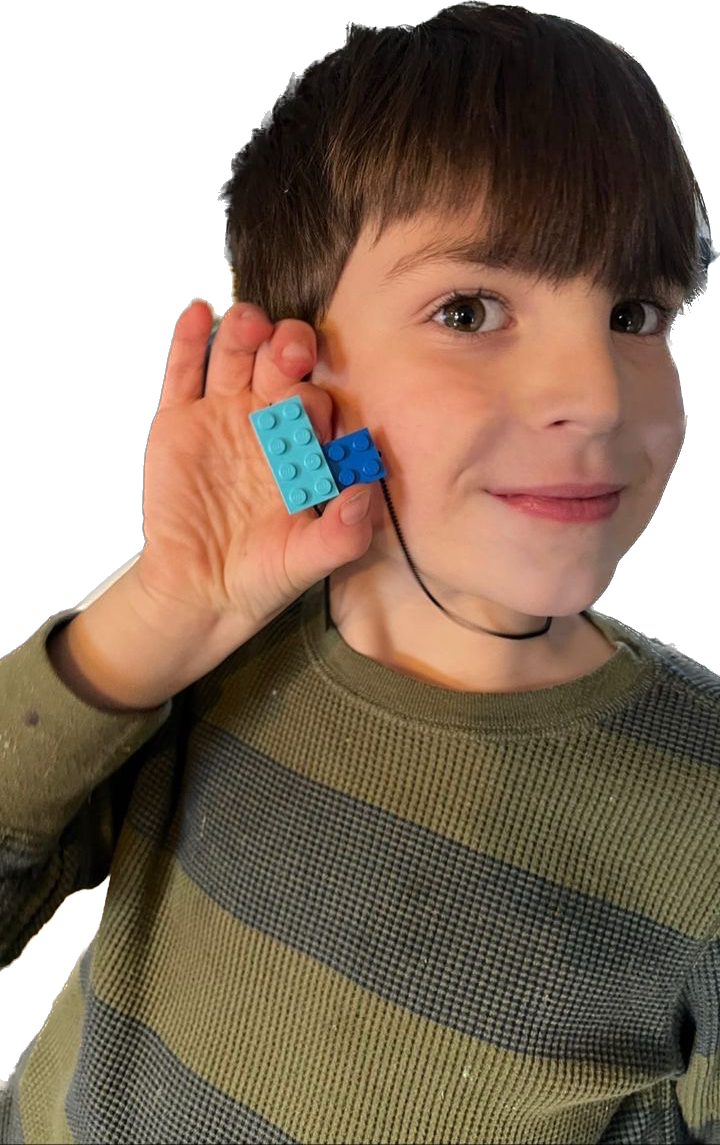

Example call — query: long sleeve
[2,581,719,1144]
[675,932,720,1143]
[0,608,173,969]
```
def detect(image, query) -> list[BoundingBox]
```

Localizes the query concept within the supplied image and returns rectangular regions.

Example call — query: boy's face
[309,209,687,685]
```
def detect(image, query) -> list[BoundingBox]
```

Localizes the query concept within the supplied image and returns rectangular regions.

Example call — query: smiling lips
[487,482,626,499]
[489,487,623,522]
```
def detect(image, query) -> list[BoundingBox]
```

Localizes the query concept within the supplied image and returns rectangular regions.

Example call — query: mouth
[489,488,623,523]
[487,483,626,499]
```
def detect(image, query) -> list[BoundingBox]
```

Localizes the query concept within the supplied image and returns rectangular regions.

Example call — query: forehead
[342,210,686,309]
[358,212,587,296]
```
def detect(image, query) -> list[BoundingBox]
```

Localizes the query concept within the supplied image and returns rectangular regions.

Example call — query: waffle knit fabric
[1,577,719,1144]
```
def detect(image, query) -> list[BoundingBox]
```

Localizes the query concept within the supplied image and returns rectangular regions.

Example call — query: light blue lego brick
[248,396,387,515]
[248,396,340,514]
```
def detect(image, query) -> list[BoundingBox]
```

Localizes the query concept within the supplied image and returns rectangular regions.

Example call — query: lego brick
[249,395,387,515]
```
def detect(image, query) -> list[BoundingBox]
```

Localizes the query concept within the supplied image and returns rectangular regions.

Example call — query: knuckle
[219,304,273,351]
[234,301,269,323]
[275,318,317,352]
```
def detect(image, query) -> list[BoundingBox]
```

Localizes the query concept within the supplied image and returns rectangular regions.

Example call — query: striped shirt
[1,577,719,1143]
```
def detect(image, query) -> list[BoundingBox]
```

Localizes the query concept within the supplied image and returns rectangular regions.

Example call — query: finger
[203,301,275,400]
[250,318,318,405]
[157,300,217,413]
[250,318,334,442]
[205,304,333,444]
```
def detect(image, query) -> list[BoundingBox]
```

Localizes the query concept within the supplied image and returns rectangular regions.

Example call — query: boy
[2,3,718,1142]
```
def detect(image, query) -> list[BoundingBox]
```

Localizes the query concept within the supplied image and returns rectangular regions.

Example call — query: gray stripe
[129,723,702,1072]
[66,986,297,1144]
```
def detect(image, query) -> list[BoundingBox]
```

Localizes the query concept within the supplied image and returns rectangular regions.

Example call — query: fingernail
[282,341,313,363]
[340,488,371,525]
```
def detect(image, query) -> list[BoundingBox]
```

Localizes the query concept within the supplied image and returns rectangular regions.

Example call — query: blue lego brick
[321,428,386,489]
[248,395,340,513]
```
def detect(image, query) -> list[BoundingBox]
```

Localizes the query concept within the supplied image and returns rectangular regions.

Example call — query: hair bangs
[326,9,713,311]
[221,3,716,330]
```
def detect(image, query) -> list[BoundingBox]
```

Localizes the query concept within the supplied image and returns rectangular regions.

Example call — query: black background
[2,4,714,1085]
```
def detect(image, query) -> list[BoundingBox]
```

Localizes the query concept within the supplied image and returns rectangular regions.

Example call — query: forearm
[46,561,220,712]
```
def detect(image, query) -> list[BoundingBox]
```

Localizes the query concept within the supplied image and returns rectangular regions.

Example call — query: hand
[133,299,376,643]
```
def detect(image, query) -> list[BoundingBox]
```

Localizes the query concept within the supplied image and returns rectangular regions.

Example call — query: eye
[429,290,680,341]
[430,291,505,338]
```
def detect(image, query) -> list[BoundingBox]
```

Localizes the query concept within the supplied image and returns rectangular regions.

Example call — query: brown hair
[218,2,716,332]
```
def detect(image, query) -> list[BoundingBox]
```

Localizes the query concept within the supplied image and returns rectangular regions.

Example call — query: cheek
[644,410,687,475]
[634,368,685,465]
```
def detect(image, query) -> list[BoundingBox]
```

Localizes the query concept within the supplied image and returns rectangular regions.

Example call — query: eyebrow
[379,237,687,307]
[379,236,518,288]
